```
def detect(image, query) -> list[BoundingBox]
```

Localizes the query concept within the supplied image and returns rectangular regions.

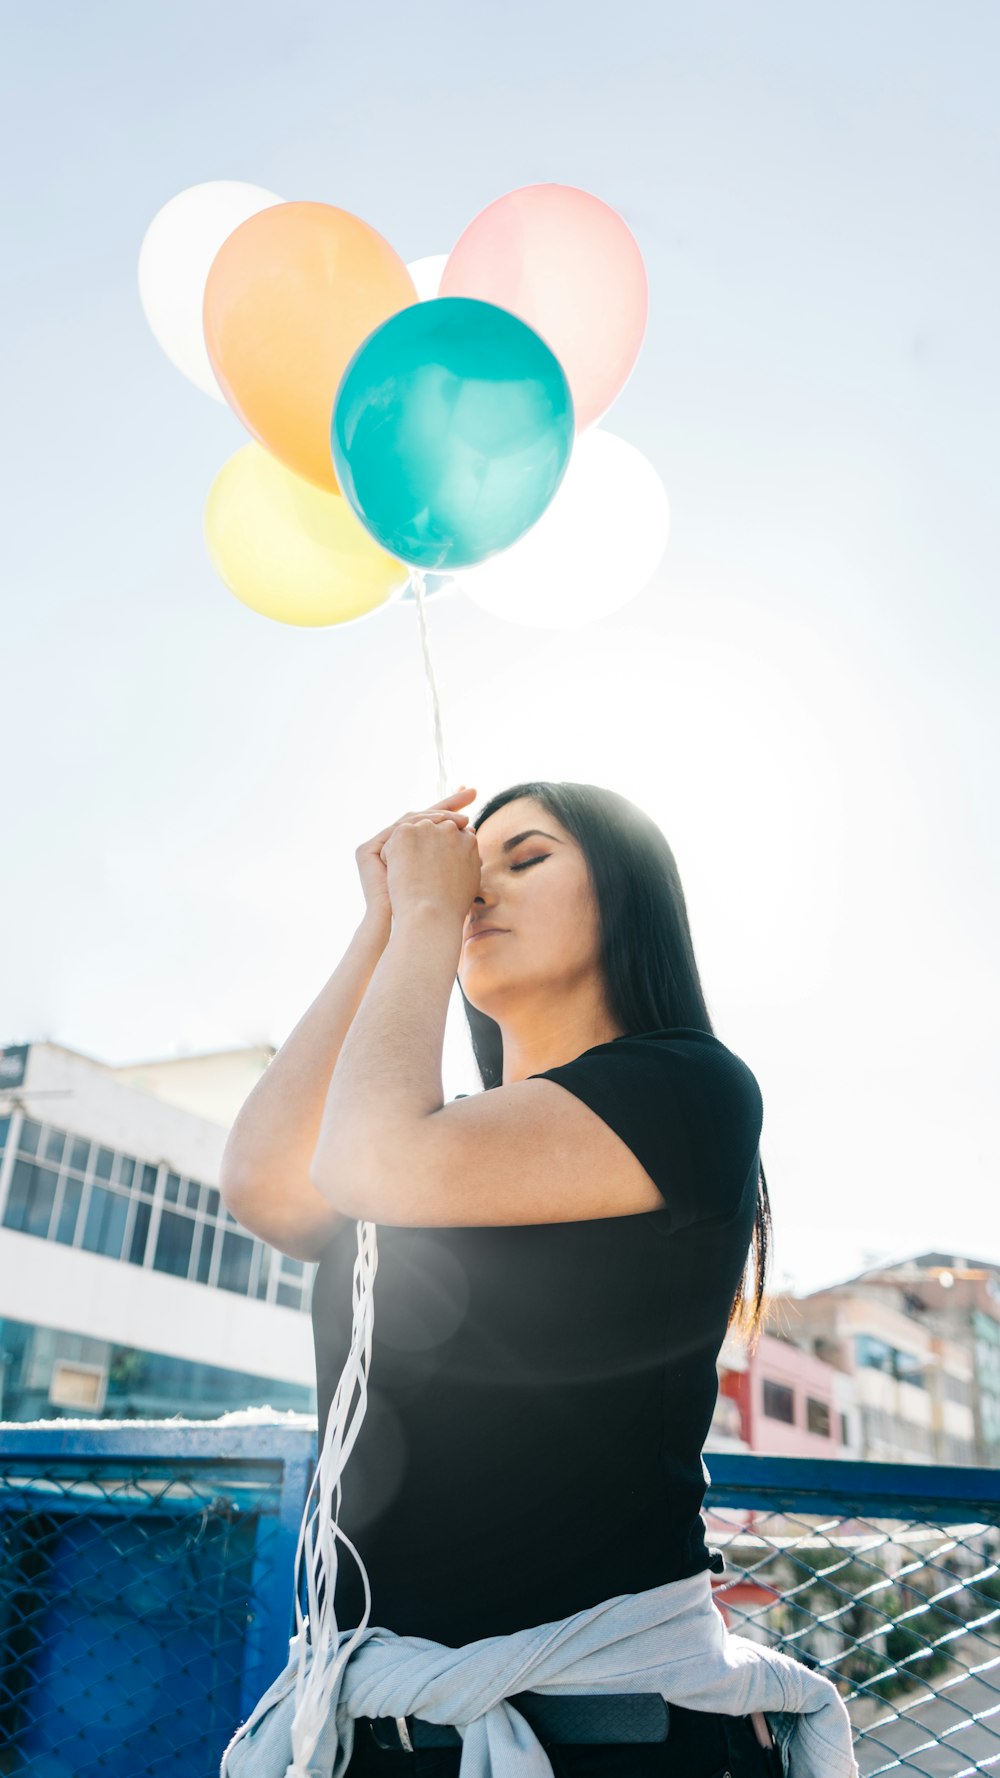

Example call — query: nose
[465,881,500,933]
[472,877,500,908]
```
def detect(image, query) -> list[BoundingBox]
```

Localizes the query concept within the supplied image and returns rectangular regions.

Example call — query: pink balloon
[439,184,648,432]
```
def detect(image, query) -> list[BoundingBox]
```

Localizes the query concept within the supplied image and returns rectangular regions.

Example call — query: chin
[457,978,493,1010]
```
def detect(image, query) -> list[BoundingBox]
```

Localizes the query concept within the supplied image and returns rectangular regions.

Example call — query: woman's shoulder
[453,1028,761,1106]
[593,1025,758,1082]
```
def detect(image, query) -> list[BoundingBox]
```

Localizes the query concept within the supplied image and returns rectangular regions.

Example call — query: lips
[465,928,508,943]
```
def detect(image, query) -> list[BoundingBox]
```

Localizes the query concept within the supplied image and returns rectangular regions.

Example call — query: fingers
[379,818,480,869]
[380,813,476,859]
[392,809,470,838]
[431,786,477,809]
[366,788,477,851]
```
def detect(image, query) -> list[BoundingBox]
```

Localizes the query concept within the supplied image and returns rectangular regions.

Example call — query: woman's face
[457,797,604,1014]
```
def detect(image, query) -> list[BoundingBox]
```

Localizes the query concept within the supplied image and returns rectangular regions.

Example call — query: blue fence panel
[0,1418,315,1778]
[1,1428,999,1776]
[703,1453,1000,1777]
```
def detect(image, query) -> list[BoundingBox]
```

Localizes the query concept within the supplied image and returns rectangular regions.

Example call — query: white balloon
[455,429,670,629]
[406,253,449,301]
[138,180,285,401]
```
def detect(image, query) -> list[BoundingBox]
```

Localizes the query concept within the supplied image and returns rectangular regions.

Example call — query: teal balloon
[330,297,575,571]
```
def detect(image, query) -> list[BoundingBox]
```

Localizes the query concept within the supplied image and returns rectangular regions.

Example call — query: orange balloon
[203,201,417,492]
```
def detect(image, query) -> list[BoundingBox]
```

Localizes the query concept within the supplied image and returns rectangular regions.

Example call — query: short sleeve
[527,1031,763,1231]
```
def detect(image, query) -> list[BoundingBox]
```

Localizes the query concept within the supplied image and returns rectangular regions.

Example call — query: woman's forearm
[219,907,392,1196]
[310,903,463,1206]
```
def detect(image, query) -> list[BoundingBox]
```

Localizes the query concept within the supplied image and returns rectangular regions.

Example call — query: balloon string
[409,567,450,800]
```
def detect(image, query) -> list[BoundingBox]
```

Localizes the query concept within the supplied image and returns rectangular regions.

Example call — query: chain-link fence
[0,1415,314,1778]
[1,1426,998,1776]
[704,1452,1000,1776]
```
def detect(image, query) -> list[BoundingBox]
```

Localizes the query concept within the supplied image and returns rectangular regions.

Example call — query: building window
[806,1396,831,1436]
[195,1223,217,1284]
[55,1178,84,1245]
[855,1333,926,1389]
[128,1200,151,1265]
[893,1349,927,1389]
[18,1119,42,1157]
[217,1230,254,1295]
[94,1146,115,1181]
[68,1136,91,1171]
[81,1185,130,1261]
[4,1160,60,1239]
[254,1245,272,1301]
[43,1128,67,1165]
[153,1209,195,1278]
[855,1333,893,1373]
[763,1379,795,1424]
[0,1113,314,1312]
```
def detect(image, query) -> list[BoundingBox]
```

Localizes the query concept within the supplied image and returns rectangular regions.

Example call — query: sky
[1,2,998,1297]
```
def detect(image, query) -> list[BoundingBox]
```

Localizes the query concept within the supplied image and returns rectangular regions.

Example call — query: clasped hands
[379,806,482,925]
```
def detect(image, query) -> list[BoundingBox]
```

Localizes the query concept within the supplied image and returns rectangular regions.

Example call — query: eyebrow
[499,829,565,853]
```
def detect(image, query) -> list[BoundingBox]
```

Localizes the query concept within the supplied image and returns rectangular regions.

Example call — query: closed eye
[511,855,548,872]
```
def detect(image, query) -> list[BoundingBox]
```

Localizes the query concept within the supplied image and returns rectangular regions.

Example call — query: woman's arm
[219,906,392,1259]
[306,906,671,1230]
[309,902,463,1212]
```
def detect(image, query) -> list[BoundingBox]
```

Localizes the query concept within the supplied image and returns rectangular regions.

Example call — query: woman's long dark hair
[458,780,773,1353]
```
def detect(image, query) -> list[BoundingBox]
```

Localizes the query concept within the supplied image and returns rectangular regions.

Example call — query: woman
[219,782,841,1778]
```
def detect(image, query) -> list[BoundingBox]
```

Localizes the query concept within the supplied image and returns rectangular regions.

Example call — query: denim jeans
[346,1703,784,1778]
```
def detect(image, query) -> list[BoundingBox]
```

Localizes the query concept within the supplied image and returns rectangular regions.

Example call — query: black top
[309,1026,763,1647]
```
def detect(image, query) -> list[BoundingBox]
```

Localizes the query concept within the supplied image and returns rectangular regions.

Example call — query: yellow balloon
[204,441,409,626]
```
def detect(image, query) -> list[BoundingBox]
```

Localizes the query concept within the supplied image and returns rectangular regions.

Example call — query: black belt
[365,1691,670,1750]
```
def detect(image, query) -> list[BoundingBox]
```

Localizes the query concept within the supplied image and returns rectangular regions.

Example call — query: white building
[867,1254,1000,1468]
[773,1280,977,1466]
[0,1040,316,1422]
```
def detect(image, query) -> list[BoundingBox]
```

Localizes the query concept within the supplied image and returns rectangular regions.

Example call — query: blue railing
[0,1417,315,1778]
[703,1452,1000,1776]
[1,1422,998,1776]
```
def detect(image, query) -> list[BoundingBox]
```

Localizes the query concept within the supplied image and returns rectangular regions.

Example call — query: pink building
[720,1329,846,1456]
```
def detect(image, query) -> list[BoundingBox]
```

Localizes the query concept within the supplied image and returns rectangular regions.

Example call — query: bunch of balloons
[139,180,669,630]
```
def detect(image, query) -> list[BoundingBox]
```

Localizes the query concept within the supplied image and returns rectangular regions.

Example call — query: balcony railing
[0,1420,998,1776]
[704,1452,1000,1776]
